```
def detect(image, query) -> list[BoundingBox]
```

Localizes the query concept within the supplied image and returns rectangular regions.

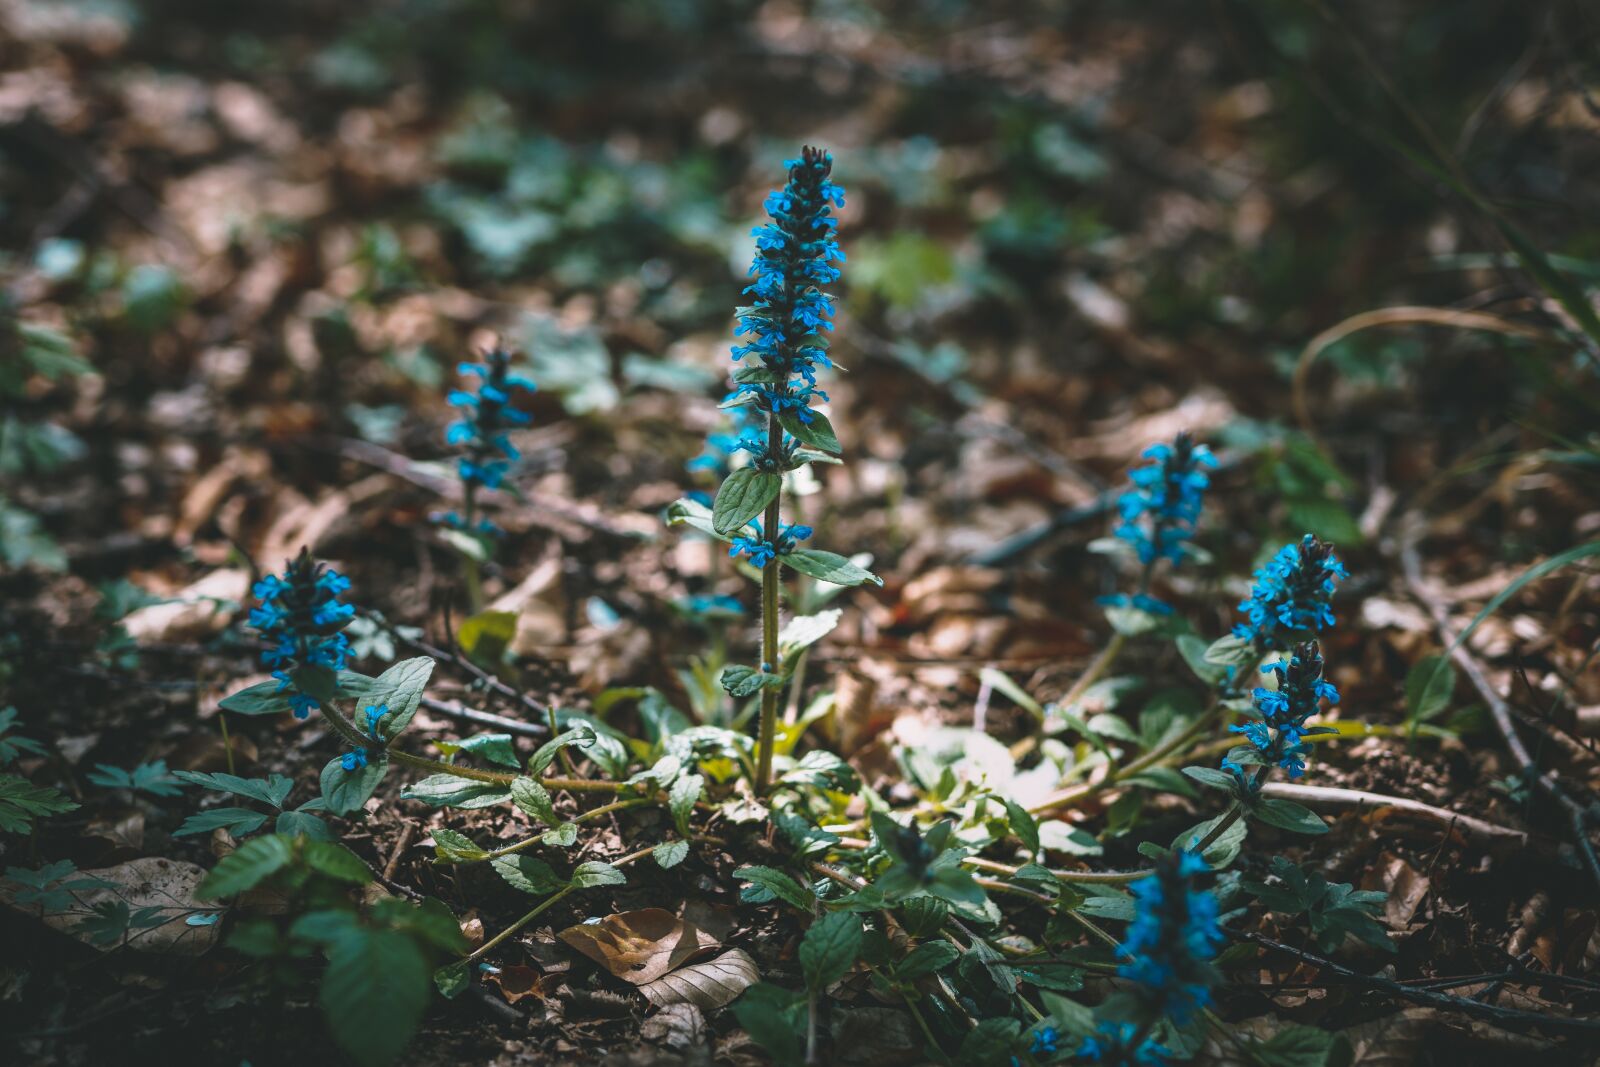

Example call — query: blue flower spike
[1116,849,1223,1027]
[1228,640,1339,781]
[249,548,355,720]
[730,146,845,433]
[441,346,537,530]
[1101,431,1215,614]
[1077,1020,1175,1066]
[1233,534,1347,652]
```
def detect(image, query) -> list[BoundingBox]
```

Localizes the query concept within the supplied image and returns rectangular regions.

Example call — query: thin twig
[1260,782,1531,849]
[1243,931,1600,1035]
[1399,519,1600,890]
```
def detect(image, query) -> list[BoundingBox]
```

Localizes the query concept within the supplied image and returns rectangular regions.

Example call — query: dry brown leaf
[637,948,758,1011]
[486,964,561,1003]
[558,908,719,985]
[640,1002,707,1050]
[1374,852,1429,928]
[121,568,248,643]
[0,856,220,955]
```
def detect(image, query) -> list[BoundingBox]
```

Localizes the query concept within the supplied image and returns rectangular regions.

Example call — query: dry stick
[1243,931,1600,1035]
[419,696,547,739]
[1260,782,1530,849]
[1398,523,1600,890]
[383,821,418,882]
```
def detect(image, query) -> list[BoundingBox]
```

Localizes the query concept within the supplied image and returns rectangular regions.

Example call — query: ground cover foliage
[3,1,1600,1064]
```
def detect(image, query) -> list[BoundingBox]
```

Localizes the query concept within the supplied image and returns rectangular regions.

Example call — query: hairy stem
[755,411,783,793]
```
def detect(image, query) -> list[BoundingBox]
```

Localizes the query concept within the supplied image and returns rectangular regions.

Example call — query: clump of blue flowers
[439,347,536,531]
[1227,641,1338,782]
[731,145,845,428]
[1076,850,1221,1065]
[1102,431,1215,615]
[1233,534,1347,651]
[688,394,766,479]
[249,548,354,719]
[1116,849,1224,1025]
[340,704,388,770]
[730,521,812,569]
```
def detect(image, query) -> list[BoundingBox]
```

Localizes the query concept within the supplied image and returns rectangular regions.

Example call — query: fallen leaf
[486,964,560,1003]
[638,948,758,1011]
[121,569,248,643]
[558,908,718,985]
[0,856,221,955]
[640,1001,707,1050]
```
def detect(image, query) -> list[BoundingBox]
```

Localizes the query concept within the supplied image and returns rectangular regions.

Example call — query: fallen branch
[1398,519,1600,890]
[1242,931,1600,1036]
[1260,781,1531,849]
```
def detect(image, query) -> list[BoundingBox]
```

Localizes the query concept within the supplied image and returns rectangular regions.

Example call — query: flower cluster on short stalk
[440,348,536,525]
[730,521,812,568]
[1102,431,1215,614]
[1227,641,1338,782]
[340,704,388,771]
[730,146,845,428]
[1233,534,1347,651]
[1077,1020,1173,1066]
[1113,849,1223,1026]
[248,548,355,719]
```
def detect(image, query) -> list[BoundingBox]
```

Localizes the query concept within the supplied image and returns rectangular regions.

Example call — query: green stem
[484,798,651,860]
[219,712,235,776]
[317,704,620,791]
[465,844,653,964]
[755,412,783,794]
[462,483,484,614]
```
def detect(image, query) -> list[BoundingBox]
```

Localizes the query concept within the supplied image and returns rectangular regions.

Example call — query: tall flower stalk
[671,147,880,793]
[436,348,536,611]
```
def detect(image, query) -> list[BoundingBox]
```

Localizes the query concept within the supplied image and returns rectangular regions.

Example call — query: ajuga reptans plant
[1101,431,1216,615]
[669,147,881,792]
[248,548,355,720]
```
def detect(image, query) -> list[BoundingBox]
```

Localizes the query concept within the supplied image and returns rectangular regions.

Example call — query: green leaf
[1245,1023,1349,1067]
[275,809,334,839]
[173,770,295,809]
[1174,812,1248,869]
[363,657,436,738]
[431,827,489,864]
[218,681,295,716]
[399,774,509,810]
[668,772,703,836]
[303,839,373,884]
[492,855,564,895]
[174,807,270,838]
[799,911,862,992]
[457,611,516,665]
[733,983,806,1067]
[509,776,559,824]
[721,664,783,698]
[1181,766,1239,794]
[895,940,960,980]
[320,928,431,1067]
[570,861,626,889]
[1405,655,1457,726]
[320,755,389,817]
[712,468,782,535]
[897,895,949,938]
[958,1018,1024,1067]
[0,774,78,833]
[735,865,815,910]
[1004,798,1040,857]
[437,732,519,770]
[527,726,598,777]
[776,408,840,453]
[653,839,689,869]
[540,822,578,847]
[1252,798,1328,836]
[778,609,843,661]
[196,834,296,898]
[291,664,340,703]
[1203,634,1258,667]
[434,960,471,999]
[666,498,734,545]
[781,549,882,588]
[1176,634,1229,685]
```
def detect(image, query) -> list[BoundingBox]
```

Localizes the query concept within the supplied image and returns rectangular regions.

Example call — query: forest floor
[3,2,1599,1066]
